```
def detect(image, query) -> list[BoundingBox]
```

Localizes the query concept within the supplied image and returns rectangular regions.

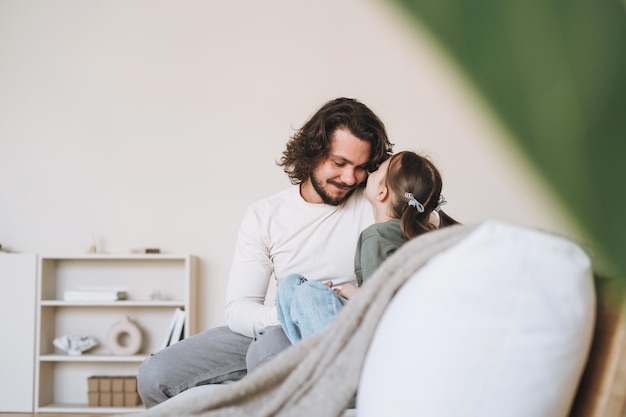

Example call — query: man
[137,97,393,408]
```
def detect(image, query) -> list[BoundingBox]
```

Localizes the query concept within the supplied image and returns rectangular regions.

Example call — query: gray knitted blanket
[131,224,475,417]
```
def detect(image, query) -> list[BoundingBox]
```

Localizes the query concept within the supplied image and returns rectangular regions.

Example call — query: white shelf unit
[34,254,197,413]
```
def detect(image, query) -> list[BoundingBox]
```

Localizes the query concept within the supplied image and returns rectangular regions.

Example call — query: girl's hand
[337,283,359,300]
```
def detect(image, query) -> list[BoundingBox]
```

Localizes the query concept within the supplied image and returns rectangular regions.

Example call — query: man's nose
[340,168,357,186]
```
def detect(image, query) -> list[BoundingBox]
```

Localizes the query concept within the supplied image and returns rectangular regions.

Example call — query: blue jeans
[276,273,348,344]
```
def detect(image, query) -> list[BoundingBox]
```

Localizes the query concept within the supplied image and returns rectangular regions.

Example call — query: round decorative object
[107,316,142,355]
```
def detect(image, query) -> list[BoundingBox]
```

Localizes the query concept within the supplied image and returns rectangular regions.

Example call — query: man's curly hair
[278,98,393,185]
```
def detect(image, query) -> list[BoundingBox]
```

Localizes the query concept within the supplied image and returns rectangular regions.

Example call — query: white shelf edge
[40,300,185,307]
[39,354,148,362]
[39,253,191,260]
[36,403,145,413]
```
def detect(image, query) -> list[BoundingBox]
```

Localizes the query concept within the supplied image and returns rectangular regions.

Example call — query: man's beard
[310,173,356,206]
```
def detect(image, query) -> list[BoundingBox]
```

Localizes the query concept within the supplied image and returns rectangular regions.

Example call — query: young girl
[276,151,459,343]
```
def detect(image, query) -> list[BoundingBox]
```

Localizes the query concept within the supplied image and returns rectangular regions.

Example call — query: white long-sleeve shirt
[225,186,374,337]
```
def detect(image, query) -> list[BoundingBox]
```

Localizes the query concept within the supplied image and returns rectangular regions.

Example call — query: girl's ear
[428,210,440,228]
[377,186,389,202]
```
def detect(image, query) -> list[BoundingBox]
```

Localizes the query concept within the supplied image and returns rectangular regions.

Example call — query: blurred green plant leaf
[393,0,626,278]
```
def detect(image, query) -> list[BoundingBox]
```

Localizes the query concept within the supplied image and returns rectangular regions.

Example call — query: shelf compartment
[38,305,179,356]
[36,361,145,413]
[39,255,191,302]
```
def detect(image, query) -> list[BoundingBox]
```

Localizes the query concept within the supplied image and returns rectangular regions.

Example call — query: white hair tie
[404,192,424,213]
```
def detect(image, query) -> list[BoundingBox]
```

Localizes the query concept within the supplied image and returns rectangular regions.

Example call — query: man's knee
[137,354,170,408]
[246,326,291,374]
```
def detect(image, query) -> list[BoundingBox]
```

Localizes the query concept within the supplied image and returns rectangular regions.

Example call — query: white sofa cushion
[358,220,595,417]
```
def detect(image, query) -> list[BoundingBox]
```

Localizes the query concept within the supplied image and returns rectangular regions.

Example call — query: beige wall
[0,0,581,331]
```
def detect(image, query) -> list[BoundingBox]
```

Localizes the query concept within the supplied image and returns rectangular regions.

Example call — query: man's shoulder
[340,188,370,213]
[248,187,299,210]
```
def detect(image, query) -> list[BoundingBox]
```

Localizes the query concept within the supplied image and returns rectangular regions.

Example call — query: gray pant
[137,325,291,408]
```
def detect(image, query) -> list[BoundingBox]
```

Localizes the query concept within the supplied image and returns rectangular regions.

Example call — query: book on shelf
[64,288,128,301]
[162,308,186,350]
